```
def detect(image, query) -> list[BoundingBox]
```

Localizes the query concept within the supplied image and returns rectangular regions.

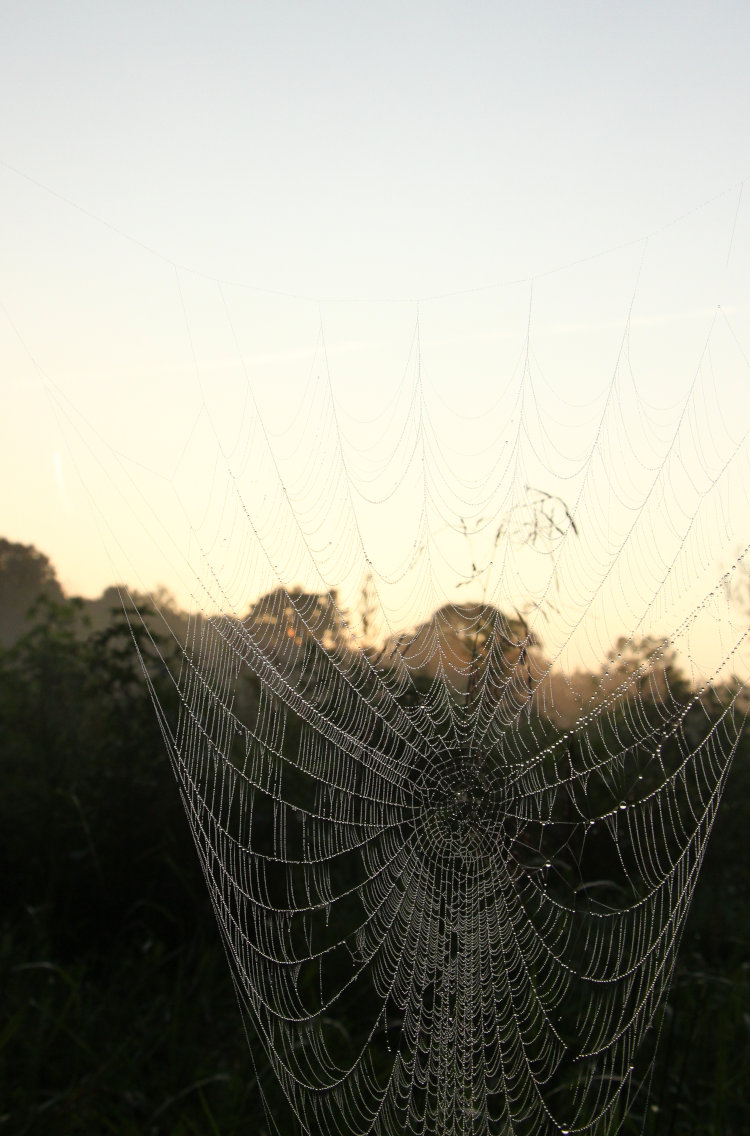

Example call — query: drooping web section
[70,231,748,1135]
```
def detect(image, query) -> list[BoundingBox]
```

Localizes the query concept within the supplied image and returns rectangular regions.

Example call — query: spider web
[120,285,749,1132]
[15,191,750,1135]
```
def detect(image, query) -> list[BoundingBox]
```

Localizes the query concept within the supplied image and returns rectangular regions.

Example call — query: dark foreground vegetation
[1,539,748,1134]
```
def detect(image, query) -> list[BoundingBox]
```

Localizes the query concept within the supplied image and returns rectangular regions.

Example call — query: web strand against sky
[86,244,748,1134]
[5,185,750,1134]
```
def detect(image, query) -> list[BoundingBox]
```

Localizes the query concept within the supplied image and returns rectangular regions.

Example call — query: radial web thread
[113,266,750,1136]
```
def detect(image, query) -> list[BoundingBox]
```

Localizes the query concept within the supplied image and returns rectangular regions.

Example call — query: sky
[2,1,750,676]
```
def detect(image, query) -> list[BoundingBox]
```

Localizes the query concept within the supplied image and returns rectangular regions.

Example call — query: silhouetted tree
[0,538,64,647]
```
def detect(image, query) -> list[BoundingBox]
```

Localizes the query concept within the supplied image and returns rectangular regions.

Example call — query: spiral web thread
[8,194,729,1134]
[96,245,750,1136]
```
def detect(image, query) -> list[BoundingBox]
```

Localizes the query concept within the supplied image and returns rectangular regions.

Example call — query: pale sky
[2,1,749,677]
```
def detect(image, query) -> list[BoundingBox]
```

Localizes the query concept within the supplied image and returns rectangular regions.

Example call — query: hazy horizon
[2,1,749,685]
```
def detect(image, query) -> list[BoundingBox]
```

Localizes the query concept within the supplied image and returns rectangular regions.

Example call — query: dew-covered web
[31,206,750,1134]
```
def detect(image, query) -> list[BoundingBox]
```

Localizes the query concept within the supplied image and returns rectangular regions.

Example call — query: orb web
[125,282,748,1134]
[18,196,750,1134]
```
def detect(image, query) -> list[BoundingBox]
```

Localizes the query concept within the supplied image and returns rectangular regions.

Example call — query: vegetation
[1,539,748,1134]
